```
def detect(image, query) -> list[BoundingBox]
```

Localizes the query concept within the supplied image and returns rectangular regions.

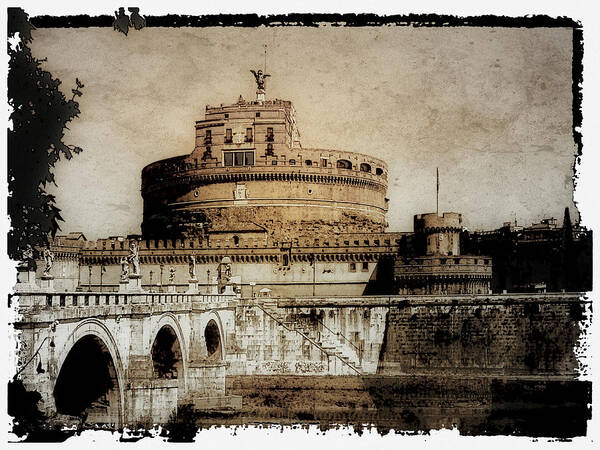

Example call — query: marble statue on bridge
[42,245,54,277]
[120,257,129,281]
[189,255,197,280]
[128,240,140,276]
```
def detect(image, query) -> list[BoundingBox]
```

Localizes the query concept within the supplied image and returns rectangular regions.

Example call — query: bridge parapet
[14,291,238,318]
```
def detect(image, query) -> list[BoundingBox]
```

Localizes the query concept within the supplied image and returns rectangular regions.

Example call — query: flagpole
[264,44,267,73]
[436,167,439,215]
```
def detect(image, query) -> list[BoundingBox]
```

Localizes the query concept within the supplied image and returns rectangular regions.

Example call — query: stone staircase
[257,299,363,375]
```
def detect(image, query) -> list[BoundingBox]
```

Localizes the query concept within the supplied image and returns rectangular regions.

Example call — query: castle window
[266,143,274,156]
[272,160,277,165]
[205,129,212,144]
[374,239,380,246]
[354,240,359,245]
[225,128,233,143]
[282,253,289,266]
[361,262,369,272]
[321,158,328,168]
[245,128,253,142]
[454,258,460,264]
[266,127,274,142]
[233,235,240,246]
[384,239,390,245]
[223,150,254,167]
[224,113,229,118]
[360,163,371,173]
[256,112,260,118]
[337,159,352,170]
[235,152,245,165]
[344,240,350,245]
[349,262,356,272]
[305,160,312,166]
[376,167,384,176]
[289,159,296,165]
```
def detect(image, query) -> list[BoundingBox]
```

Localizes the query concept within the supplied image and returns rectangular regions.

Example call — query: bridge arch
[150,313,188,390]
[54,319,125,427]
[204,311,225,360]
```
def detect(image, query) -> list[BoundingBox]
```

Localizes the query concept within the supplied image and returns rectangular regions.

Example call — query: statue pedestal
[187,278,199,294]
[40,275,54,292]
[128,274,143,292]
[167,284,177,294]
[14,266,38,292]
[256,90,265,103]
[118,279,129,292]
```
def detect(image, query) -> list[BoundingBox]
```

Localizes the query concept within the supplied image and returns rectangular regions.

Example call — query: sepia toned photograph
[5,5,597,445]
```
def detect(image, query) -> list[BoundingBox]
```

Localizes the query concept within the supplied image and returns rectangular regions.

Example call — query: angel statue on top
[250,69,270,92]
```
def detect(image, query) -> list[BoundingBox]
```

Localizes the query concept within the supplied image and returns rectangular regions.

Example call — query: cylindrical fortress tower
[141,84,389,239]
[413,212,462,256]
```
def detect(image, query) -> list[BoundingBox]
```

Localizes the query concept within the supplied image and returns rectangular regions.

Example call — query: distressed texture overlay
[6,9,592,442]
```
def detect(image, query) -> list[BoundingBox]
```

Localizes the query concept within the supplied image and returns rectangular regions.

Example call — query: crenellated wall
[42,232,405,295]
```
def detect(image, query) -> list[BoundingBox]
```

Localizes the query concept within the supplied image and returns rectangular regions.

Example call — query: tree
[7,8,84,264]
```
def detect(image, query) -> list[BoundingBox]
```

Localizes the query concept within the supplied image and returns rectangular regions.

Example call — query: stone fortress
[35,71,490,298]
[12,70,589,429]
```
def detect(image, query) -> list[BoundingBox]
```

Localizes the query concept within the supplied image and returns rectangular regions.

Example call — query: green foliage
[7,8,84,263]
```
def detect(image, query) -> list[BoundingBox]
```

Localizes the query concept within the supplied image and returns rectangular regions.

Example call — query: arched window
[305,160,312,166]
[265,143,274,156]
[233,235,240,246]
[337,159,352,170]
[375,167,384,176]
[289,159,296,165]
[360,163,371,173]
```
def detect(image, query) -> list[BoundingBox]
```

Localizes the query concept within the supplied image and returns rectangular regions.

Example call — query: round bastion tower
[141,71,389,239]
[395,212,492,295]
[414,212,462,256]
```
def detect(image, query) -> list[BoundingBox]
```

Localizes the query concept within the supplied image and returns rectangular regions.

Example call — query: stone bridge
[12,289,241,428]
[11,275,589,429]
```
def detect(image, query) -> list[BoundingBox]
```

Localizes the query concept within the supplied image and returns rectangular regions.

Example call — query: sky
[29,25,578,239]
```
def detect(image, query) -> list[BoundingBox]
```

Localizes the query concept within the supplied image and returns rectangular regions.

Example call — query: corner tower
[141,71,389,239]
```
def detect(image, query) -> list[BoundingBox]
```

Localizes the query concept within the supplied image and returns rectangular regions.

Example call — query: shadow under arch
[204,318,224,361]
[54,320,124,427]
[150,314,188,391]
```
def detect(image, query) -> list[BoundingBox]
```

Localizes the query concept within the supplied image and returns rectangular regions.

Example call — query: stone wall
[378,295,589,376]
